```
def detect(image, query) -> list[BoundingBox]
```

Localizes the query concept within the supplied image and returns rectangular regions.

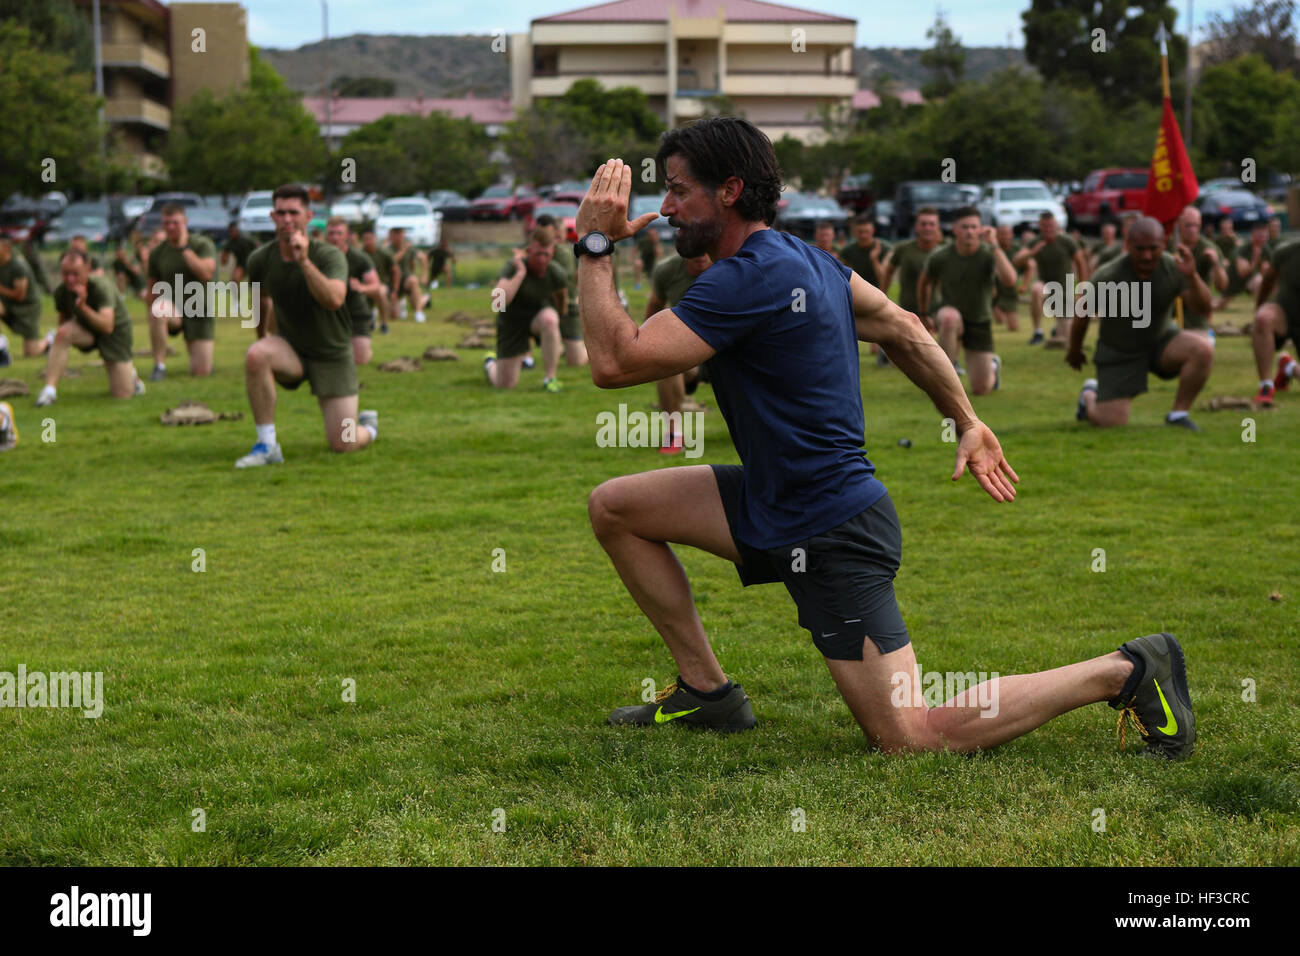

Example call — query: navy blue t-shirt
[671,229,886,549]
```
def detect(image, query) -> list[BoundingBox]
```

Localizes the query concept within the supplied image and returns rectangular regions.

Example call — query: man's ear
[718,176,745,209]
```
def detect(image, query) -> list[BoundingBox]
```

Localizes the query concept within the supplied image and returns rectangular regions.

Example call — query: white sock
[40,384,56,400]
[155,362,165,371]
[362,424,377,442]
[1286,360,1299,379]
[0,334,8,351]
[1262,378,1274,389]
[1167,409,1189,421]
[256,424,276,447]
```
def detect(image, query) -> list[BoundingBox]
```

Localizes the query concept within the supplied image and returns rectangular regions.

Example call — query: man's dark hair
[60,248,89,265]
[160,202,187,218]
[272,183,310,205]
[814,220,834,232]
[852,212,874,227]
[655,117,783,226]
[1038,210,1055,221]
[535,214,556,228]
[953,205,980,222]
[915,206,939,220]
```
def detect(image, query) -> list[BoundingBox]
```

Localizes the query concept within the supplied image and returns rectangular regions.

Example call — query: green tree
[502,106,594,188]
[920,9,966,99]
[338,112,497,197]
[0,21,100,199]
[0,0,92,71]
[332,76,397,97]
[1022,0,1186,107]
[1196,54,1300,172]
[1203,0,1299,74]
[164,46,326,193]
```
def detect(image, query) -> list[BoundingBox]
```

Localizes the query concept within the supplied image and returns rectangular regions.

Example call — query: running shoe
[608,678,756,732]
[1076,378,1097,422]
[1255,381,1275,408]
[234,441,284,468]
[1028,329,1045,345]
[0,401,16,450]
[1164,413,1200,432]
[1109,633,1195,760]
[1275,353,1295,392]
[542,376,561,393]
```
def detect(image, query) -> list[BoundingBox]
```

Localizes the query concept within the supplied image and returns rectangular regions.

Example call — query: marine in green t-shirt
[992,224,1022,322]
[651,255,698,308]
[884,237,944,318]
[1167,214,1227,330]
[1067,218,1213,426]
[361,231,395,332]
[385,232,427,321]
[1015,217,1084,343]
[36,251,140,405]
[838,219,890,290]
[0,242,44,344]
[485,242,568,391]
[235,190,377,469]
[646,251,713,451]
[1252,238,1300,402]
[144,208,219,379]
[222,228,258,279]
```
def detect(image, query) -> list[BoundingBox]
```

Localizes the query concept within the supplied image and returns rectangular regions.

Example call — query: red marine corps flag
[1142,22,1198,229]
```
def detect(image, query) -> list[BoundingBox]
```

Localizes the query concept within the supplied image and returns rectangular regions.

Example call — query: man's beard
[673,215,723,258]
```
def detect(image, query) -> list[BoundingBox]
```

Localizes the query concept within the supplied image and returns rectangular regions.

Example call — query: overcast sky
[248,0,1248,51]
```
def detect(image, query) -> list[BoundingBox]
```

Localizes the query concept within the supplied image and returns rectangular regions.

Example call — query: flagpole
[1160,24,1171,99]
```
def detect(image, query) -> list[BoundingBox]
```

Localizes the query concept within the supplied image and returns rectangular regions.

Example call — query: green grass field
[1,252,1297,865]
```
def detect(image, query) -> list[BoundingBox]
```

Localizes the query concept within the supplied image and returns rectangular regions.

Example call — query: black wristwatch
[574,231,614,259]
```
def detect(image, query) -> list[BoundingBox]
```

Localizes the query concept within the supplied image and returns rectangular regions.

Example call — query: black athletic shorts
[711,464,911,661]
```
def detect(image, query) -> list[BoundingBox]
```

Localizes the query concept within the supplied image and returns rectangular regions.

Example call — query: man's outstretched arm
[850,272,1019,501]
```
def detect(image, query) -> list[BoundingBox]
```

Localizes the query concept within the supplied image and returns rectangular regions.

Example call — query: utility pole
[93,0,107,193]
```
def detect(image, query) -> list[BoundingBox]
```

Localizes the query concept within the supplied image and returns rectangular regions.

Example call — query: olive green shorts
[961,318,995,354]
[167,313,216,342]
[278,350,358,399]
[74,317,134,364]
[0,301,42,341]
[1095,329,1181,402]
[560,306,582,341]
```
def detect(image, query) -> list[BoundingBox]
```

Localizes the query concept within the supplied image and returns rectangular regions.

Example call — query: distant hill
[260,34,1031,100]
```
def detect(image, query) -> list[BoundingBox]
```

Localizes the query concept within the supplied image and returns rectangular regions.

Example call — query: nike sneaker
[542,376,561,393]
[234,441,284,469]
[1109,633,1195,760]
[608,678,756,732]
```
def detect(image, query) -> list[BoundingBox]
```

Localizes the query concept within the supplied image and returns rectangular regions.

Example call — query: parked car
[134,194,230,242]
[203,194,239,216]
[424,190,470,222]
[957,183,980,204]
[375,196,440,246]
[776,193,850,240]
[121,195,152,221]
[976,180,1068,231]
[238,191,275,239]
[1194,189,1274,232]
[331,192,382,224]
[45,201,114,245]
[546,181,591,206]
[630,193,674,244]
[526,203,579,241]
[0,208,52,244]
[470,185,540,220]
[891,181,969,237]
[1198,177,1241,197]
[1260,171,1293,205]
[1064,168,1148,230]
[873,199,894,234]
[836,173,875,215]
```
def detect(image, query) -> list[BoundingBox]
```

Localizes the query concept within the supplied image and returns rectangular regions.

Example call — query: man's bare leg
[966,350,995,395]
[148,308,178,369]
[588,465,739,691]
[105,360,138,398]
[487,354,525,389]
[244,335,303,425]
[1083,392,1131,427]
[44,321,89,389]
[318,393,373,453]
[1159,331,1214,412]
[1030,280,1045,333]
[23,336,51,358]
[1252,303,1285,379]
[187,338,214,377]
[530,307,561,381]
[825,641,1133,753]
[563,338,588,366]
[352,335,372,366]
[937,306,962,363]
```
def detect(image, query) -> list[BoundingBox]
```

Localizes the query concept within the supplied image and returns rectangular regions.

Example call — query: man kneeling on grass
[236,184,376,468]
[1066,216,1214,431]
[484,229,567,393]
[37,249,144,406]
[578,119,1195,760]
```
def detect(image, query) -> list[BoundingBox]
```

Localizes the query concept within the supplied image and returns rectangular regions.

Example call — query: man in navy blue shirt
[573,118,1195,759]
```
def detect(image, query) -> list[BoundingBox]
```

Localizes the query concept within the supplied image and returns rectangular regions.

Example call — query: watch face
[585,233,610,255]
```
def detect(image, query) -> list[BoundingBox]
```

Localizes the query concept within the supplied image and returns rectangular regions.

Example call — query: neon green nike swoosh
[1153,678,1178,735]
[654,705,701,724]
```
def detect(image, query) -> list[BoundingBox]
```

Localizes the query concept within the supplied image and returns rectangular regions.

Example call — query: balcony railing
[100,42,170,78]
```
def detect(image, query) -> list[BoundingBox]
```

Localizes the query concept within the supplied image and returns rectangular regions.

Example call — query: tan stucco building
[512,0,858,144]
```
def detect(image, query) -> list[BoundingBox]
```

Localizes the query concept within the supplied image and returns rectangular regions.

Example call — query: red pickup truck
[1065,168,1149,230]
